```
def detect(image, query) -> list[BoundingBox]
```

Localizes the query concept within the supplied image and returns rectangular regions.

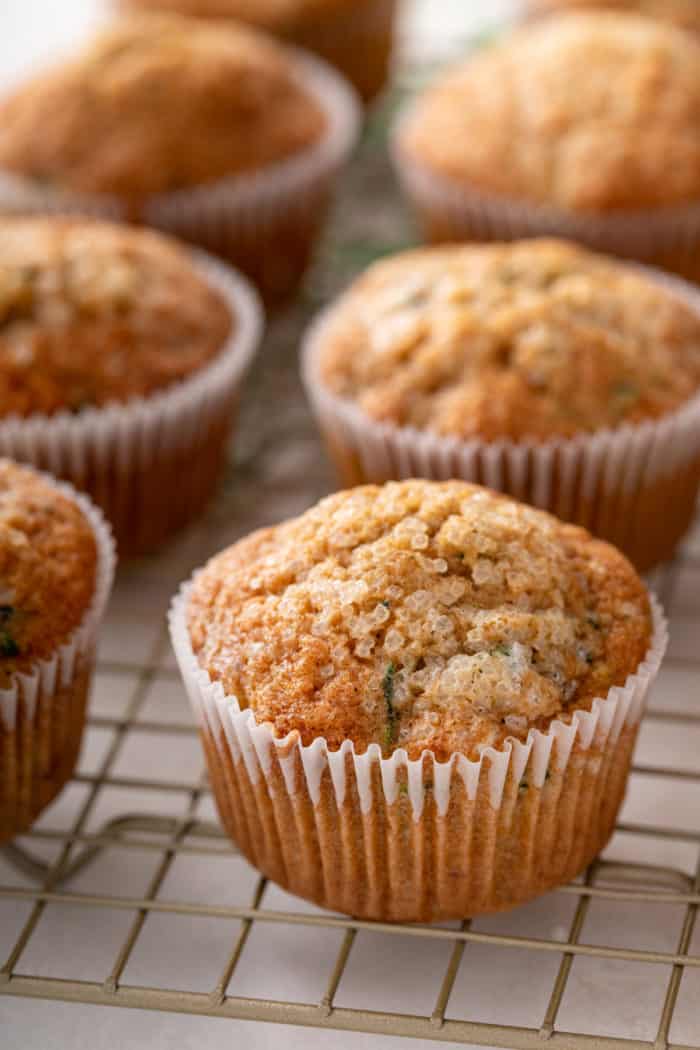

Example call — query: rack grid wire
[2,22,700,1048]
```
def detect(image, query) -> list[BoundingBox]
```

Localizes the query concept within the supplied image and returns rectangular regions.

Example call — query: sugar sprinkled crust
[0,217,232,416]
[316,239,700,442]
[0,459,97,685]
[399,12,700,213]
[188,480,652,761]
[530,0,700,34]
[0,14,326,197]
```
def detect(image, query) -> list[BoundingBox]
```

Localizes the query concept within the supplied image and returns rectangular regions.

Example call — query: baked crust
[315,239,700,442]
[0,459,97,683]
[0,14,326,197]
[188,479,652,761]
[120,0,357,30]
[529,0,700,33]
[0,217,232,416]
[399,12,700,213]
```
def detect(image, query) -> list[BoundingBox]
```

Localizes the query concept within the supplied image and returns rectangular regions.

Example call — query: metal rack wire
[0,526,699,1048]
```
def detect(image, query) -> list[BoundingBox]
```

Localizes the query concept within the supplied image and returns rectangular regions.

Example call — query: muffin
[393,13,700,284]
[0,216,263,555]
[302,240,700,572]
[526,1,700,34]
[0,15,360,304]
[170,479,666,921]
[0,460,115,842]
[118,0,397,104]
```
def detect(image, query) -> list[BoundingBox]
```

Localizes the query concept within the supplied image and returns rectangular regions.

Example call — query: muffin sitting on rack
[0,216,263,555]
[0,459,115,843]
[393,12,700,283]
[302,239,700,571]
[171,479,667,921]
[0,14,360,303]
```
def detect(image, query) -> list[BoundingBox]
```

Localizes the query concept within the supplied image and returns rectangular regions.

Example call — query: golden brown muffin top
[315,240,700,442]
[120,0,355,31]
[0,459,97,685]
[398,12,700,213]
[529,0,700,34]
[188,480,652,761]
[0,217,233,417]
[0,14,327,197]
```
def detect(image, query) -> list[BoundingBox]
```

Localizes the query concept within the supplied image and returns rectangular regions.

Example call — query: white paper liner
[300,264,700,570]
[169,580,667,918]
[0,465,116,840]
[0,51,361,297]
[0,252,264,553]
[390,109,700,278]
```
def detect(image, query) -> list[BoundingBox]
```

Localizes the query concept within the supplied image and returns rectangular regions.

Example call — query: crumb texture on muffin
[0,14,327,196]
[121,0,357,30]
[530,0,700,33]
[399,12,700,212]
[316,240,700,441]
[0,459,97,683]
[188,480,652,761]
[0,217,233,416]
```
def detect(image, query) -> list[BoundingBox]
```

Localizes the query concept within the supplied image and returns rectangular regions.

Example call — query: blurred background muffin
[118,0,398,104]
[0,14,360,304]
[303,239,700,570]
[0,216,262,555]
[173,478,664,920]
[393,12,700,283]
[0,459,115,842]
[525,0,700,34]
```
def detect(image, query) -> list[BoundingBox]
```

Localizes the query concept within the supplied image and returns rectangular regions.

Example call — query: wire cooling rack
[2,12,700,1045]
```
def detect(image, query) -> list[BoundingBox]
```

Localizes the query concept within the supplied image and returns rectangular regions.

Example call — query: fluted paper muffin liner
[169,583,666,921]
[0,52,361,305]
[0,253,263,557]
[301,267,700,572]
[0,469,116,843]
[391,117,700,285]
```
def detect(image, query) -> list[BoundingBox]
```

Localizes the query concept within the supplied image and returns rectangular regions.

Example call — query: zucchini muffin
[0,460,115,842]
[393,12,700,282]
[172,480,666,920]
[119,0,397,103]
[0,216,262,554]
[527,1,700,34]
[0,15,360,303]
[303,239,700,571]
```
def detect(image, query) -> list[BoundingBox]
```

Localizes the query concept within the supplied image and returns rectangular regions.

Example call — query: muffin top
[0,15,327,197]
[0,460,98,685]
[529,1,700,34]
[120,0,354,30]
[398,12,700,212]
[314,240,700,442]
[188,480,652,761]
[0,217,233,417]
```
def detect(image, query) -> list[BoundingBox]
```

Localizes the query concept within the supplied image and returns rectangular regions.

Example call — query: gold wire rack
[0,525,699,1048]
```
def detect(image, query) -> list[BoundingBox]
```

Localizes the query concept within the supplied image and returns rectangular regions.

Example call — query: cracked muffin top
[397,12,700,213]
[528,1,700,34]
[0,459,97,686]
[0,14,327,197]
[0,217,233,417]
[120,0,357,31]
[187,479,652,761]
[313,239,700,442]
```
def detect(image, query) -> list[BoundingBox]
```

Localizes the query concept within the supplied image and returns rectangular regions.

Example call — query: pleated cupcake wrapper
[301,267,700,571]
[169,583,666,920]
[390,120,700,280]
[0,253,263,554]
[0,51,361,300]
[0,467,116,841]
